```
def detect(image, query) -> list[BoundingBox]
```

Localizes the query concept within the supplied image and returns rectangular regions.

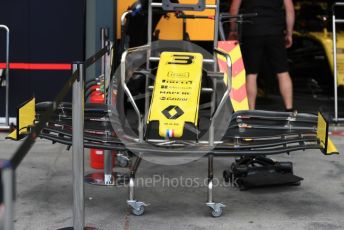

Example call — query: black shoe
[285,108,296,112]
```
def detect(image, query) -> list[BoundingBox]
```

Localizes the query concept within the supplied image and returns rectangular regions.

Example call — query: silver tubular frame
[101,28,112,97]
[148,0,153,69]
[207,155,213,203]
[104,41,112,97]
[121,45,151,143]
[72,63,85,229]
[121,11,133,28]
[219,17,226,42]
[100,27,109,81]
[213,0,220,70]
[209,48,233,146]
[121,10,133,54]
[101,28,113,184]
[210,0,220,117]
[148,0,230,145]
[0,25,10,128]
[332,2,344,122]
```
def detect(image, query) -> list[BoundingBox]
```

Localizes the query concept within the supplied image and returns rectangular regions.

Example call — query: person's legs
[266,35,293,110]
[277,72,293,110]
[246,74,258,109]
[241,36,264,110]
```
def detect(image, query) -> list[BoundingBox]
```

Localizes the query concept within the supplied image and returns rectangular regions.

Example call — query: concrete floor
[0,133,344,230]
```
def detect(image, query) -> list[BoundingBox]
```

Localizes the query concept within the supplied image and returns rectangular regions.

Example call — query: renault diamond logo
[162,105,184,119]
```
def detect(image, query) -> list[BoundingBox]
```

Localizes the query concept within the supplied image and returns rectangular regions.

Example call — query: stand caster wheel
[127,200,148,216]
[206,202,225,218]
[117,152,130,168]
[132,205,145,216]
[118,157,129,168]
[211,207,223,218]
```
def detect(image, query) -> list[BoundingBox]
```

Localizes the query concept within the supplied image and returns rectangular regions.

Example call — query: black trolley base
[223,156,303,190]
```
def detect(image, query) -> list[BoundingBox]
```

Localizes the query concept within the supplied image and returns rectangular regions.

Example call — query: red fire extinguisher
[89,84,116,169]
[89,85,104,104]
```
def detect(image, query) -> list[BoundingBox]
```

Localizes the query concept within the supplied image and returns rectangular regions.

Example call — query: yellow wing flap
[317,112,339,155]
[6,97,35,141]
[6,129,18,141]
[147,52,203,138]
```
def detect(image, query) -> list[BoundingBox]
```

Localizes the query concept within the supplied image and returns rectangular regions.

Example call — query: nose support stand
[205,154,225,217]
[127,153,148,216]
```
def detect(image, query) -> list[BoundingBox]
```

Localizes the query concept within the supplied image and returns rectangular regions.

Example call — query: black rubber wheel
[211,208,223,217]
[132,206,145,216]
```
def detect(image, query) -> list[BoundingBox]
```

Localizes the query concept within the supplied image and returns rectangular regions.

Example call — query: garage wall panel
[0,0,85,117]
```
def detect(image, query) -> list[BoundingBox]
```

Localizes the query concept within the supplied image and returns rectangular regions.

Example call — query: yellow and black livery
[146,51,203,139]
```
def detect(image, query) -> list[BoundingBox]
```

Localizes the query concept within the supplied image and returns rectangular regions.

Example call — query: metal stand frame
[120,0,231,217]
[0,25,10,130]
[332,2,344,123]
[126,154,148,216]
[206,155,225,217]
